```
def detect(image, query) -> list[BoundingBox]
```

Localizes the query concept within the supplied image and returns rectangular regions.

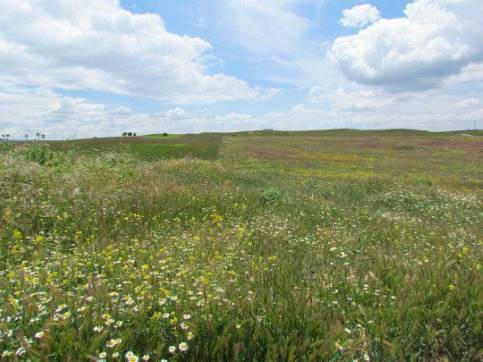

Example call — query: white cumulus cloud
[0,0,258,104]
[2,80,480,140]
[329,0,483,91]
[339,4,381,28]
[455,97,482,108]
[309,85,397,111]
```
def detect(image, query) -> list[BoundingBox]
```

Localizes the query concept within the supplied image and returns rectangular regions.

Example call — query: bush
[0,142,14,154]
[21,143,55,165]
[259,187,282,205]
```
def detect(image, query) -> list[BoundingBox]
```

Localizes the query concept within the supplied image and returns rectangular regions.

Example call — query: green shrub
[259,187,282,205]
[0,142,14,154]
[21,143,54,165]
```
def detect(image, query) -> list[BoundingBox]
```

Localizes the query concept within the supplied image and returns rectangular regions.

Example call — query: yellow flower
[12,229,22,240]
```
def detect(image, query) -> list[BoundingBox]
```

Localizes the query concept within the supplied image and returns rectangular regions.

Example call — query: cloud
[332,89,395,111]
[329,0,483,92]
[1,81,481,140]
[0,0,258,104]
[204,0,334,86]
[0,82,258,138]
[308,85,396,110]
[339,4,380,28]
[209,0,310,56]
[455,98,482,108]
[256,87,282,101]
[445,62,483,85]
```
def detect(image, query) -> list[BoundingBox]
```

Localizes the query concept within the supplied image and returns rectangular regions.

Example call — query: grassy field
[0,130,482,361]
[48,133,223,161]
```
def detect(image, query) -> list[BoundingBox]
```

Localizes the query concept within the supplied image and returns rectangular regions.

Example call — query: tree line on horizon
[122,132,137,137]
[1,132,46,141]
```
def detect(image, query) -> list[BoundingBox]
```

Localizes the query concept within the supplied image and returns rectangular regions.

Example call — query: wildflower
[112,352,120,358]
[187,331,194,340]
[179,342,189,352]
[168,346,176,353]
[180,322,189,330]
[363,352,370,361]
[125,351,139,362]
[106,338,122,348]
[183,314,191,320]
[35,331,45,339]
[16,347,26,356]
[335,341,344,352]
[93,326,103,333]
[99,352,107,359]
[142,354,150,361]
[56,304,67,313]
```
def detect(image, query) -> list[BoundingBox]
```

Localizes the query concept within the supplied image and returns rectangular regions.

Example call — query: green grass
[47,133,223,161]
[0,130,481,361]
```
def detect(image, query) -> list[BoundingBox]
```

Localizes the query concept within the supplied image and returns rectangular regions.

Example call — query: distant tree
[36,132,41,140]
[25,134,29,140]
[122,132,127,137]
[133,132,137,137]
[6,134,10,140]
[127,132,133,137]
[163,132,168,137]
[41,134,45,140]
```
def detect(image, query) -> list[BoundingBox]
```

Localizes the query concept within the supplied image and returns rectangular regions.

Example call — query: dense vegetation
[0,130,481,361]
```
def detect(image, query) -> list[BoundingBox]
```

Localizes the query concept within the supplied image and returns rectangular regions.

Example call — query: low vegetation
[0,130,481,361]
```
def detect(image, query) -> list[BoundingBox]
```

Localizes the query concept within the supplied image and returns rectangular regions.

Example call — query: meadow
[0,130,481,361]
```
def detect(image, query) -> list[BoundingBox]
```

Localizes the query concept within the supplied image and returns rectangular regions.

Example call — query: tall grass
[0,141,481,361]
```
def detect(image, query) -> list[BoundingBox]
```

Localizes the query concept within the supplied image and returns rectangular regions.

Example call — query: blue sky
[119,0,405,114]
[0,0,482,138]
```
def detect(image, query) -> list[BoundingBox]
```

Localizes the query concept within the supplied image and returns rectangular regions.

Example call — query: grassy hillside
[0,130,481,361]
[48,133,223,161]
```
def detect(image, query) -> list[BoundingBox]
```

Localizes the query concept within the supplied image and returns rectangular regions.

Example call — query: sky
[0,0,482,139]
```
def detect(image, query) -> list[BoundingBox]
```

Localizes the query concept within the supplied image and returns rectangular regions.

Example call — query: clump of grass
[259,187,282,205]
[19,143,55,165]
